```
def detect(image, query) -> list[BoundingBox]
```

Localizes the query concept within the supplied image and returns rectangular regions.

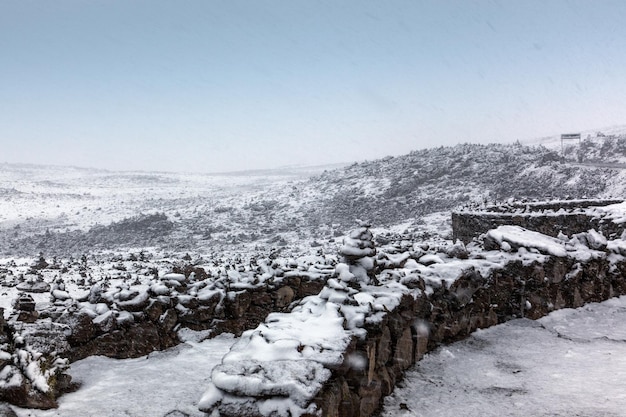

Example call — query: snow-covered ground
[10,334,237,417]
[7,296,626,416]
[381,295,626,417]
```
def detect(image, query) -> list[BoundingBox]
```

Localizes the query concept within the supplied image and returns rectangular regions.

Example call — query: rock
[446,240,469,259]
[340,225,378,285]
[176,295,199,309]
[12,293,36,312]
[224,291,251,319]
[145,299,165,322]
[418,254,444,266]
[158,309,178,333]
[275,286,295,308]
[358,380,382,417]
[16,279,50,294]
[296,279,325,298]
[88,284,103,304]
[392,327,414,372]
[178,306,215,328]
[14,311,39,323]
[376,326,392,368]
[16,320,71,357]
[249,291,272,307]
[77,324,161,360]
[93,311,116,333]
[117,290,150,312]
[0,308,6,339]
[58,311,97,345]
[0,379,57,409]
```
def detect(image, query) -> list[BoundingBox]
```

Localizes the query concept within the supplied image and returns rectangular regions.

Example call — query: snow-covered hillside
[2,133,626,258]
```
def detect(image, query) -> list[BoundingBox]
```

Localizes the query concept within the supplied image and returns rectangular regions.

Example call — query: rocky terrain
[1,130,626,416]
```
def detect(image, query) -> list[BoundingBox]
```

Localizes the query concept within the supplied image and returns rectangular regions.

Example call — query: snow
[2,144,626,415]
[381,295,626,417]
[210,360,330,405]
[485,226,569,257]
[5,296,626,417]
[592,200,626,224]
[218,296,351,367]
[10,334,237,417]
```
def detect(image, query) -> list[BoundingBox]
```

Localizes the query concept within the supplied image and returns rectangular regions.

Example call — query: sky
[1,0,625,173]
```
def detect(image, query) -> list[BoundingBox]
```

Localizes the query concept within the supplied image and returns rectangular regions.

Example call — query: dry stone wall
[202,224,626,417]
[315,255,623,416]
[4,201,626,414]
[1,266,330,409]
[452,199,624,244]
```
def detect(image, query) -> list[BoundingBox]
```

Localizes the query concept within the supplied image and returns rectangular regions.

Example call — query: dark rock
[0,381,57,409]
[176,295,199,310]
[296,279,325,298]
[93,311,116,333]
[358,380,382,417]
[145,299,165,322]
[249,291,272,307]
[117,291,150,312]
[14,311,39,323]
[12,293,36,312]
[77,324,161,360]
[376,326,391,368]
[224,291,251,319]
[15,280,50,293]
[58,311,97,346]
[158,309,178,333]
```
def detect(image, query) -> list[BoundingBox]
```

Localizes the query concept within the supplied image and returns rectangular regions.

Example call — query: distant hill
[292,137,626,229]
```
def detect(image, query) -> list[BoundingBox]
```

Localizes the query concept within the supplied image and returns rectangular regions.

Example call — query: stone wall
[1,272,328,409]
[452,199,624,244]
[34,275,327,363]
[4,201,626,414]
[204,241,626,417]
[311,254,624,417]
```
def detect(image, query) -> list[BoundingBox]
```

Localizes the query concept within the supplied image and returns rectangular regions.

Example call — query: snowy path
[11,334,237,417]
[381,295,626,417]
[7,296,626,417]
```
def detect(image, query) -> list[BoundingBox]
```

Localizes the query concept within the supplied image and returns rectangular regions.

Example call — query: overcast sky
[2,1,625,173]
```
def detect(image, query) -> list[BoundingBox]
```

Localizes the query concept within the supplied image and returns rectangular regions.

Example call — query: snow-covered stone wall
[200,224,626,417]
[0,307,72,409]
[452,199,625,244]
[0,257,333,409]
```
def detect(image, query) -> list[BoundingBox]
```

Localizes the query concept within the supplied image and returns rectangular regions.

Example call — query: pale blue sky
[2,1,625,172]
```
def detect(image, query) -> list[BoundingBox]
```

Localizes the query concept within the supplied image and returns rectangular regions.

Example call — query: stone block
[393,327,413,371]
